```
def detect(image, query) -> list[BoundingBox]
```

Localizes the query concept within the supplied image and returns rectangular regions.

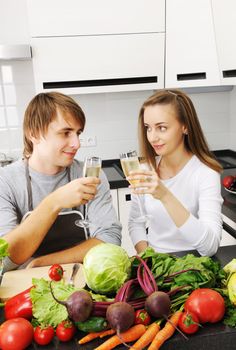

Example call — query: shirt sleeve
[178,169,223,256]
[87,170,122,246]
[0,176,19,237]
[128,193,148,247]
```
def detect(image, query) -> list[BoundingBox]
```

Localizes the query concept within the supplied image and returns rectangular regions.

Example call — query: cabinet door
[31,34,165,94]
[165,0,220,88]
[118,188,136,257]
[27,0,165,37]
[212,0,236,85]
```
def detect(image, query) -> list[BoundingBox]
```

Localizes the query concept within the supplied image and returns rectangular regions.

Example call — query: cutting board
[0,263,86,301]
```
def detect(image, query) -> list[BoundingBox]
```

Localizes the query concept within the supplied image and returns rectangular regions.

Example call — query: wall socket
[80,135,97,147]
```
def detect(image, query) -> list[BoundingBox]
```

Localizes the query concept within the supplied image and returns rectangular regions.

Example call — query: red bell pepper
[4,286,33,320]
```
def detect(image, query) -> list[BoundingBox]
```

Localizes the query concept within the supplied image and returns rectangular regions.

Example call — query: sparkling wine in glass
[75,156,102,228]
[120,151,151,224]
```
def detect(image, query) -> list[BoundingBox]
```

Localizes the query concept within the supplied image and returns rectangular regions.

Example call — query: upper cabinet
[165,0,220,88]
[27,0,165,37]
[211,0,236,85]
[27,0,165,94]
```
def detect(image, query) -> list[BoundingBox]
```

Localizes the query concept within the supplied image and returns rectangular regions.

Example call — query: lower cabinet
[110,188,136,257]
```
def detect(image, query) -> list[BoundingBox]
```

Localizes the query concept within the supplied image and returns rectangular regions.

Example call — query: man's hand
[51,177,101,210]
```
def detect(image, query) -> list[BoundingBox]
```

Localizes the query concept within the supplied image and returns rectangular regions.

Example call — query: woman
[127,89,223,257]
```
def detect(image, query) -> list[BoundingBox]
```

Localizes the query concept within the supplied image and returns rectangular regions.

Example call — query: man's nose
[70,134,80,148]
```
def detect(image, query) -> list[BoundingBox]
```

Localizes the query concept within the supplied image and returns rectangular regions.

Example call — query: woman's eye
[159,126,167,132]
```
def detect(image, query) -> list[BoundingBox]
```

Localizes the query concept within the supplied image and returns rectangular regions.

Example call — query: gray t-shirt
[0,159,122,270]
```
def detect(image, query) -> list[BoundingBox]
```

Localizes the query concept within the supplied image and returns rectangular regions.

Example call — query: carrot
[147,311,182,350]
[94,324,146,350]
[130,322,161,350]
[78,329,115,344]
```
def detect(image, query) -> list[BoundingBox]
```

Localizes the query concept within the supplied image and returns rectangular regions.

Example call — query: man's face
[31,109,83,173]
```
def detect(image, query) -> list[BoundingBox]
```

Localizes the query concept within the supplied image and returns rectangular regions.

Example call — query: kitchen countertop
[1,245,236,349]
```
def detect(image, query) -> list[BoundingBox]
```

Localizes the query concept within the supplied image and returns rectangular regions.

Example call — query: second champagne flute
[75,156,102,228]
[120,151,150,224]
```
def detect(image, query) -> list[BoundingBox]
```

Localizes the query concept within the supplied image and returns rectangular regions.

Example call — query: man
[0,92,121,272]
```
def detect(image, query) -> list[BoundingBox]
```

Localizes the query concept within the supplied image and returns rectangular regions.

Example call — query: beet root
[106,301,135,333]
[50,282,93,322]
[145,291,171,318]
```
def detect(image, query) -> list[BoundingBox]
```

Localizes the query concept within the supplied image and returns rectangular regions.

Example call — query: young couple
[0,89,223,272]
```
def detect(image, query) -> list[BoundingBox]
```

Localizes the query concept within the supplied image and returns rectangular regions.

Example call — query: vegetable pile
[1,243,236,349]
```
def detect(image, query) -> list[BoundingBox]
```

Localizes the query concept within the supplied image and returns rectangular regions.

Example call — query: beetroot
[106,302,135,333]
[50,282,93,322]
[145,291,171,318]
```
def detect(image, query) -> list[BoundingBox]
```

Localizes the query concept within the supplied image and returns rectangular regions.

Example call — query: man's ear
[29,134,41,145]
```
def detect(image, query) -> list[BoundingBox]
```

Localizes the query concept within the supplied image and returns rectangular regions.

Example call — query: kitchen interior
[0,0,236,258]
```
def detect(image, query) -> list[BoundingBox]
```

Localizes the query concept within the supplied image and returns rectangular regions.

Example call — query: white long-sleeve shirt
[128,155,223,257]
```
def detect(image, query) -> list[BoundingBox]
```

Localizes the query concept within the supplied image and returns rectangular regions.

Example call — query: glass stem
[84,204,88,221]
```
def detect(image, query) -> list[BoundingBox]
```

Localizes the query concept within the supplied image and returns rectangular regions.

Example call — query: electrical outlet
[87,136,97,147]
[80,136,97,147]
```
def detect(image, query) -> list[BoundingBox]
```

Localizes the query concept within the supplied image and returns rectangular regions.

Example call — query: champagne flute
[75,156,102,228]
[120,151,152,224]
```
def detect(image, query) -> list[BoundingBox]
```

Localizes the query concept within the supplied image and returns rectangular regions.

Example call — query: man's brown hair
[23,92,86,157]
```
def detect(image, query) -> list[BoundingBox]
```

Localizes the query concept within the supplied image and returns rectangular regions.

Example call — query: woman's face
[143,103,187,156]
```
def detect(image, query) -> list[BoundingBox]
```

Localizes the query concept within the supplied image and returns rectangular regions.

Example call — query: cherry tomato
[0,317,34,350]
[134,309,151,326]
[222,175,234,189]
[48,264,64,281]
[56,320,76,342]
[178,311,200,334]
[184,288,225,323]
[34,325,54,345]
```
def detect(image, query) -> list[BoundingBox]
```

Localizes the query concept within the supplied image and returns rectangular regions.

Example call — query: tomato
[184,288,225,324]
[56,320,76,342]
[222,175,234,189]
[48,264,64,281]
[134,309,151,326]
[178,311,200,334]
[34,325,54,345]
[0,317,34,350]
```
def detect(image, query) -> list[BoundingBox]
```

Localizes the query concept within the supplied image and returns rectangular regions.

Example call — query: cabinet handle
[223,70,236,78]
[177,72,206,81]
[125,194,131,201]
[43,76,158,89]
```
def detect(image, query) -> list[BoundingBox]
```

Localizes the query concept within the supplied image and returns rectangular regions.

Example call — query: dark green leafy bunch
[131,247,226,293]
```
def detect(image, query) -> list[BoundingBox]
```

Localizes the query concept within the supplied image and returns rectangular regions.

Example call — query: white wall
[0,59,234,161]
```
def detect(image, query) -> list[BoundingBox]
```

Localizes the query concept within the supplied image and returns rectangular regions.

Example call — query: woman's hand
[127,170,168,200]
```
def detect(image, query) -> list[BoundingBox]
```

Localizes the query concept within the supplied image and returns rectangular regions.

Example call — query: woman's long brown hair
[138,89,222,173]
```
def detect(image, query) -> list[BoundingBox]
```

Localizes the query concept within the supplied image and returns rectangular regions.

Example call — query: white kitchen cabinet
[117,188,136,257]
[0,0,30,45]
[31,34,165,94]
[220,229,236,247]
[27,0,165,37]
[211,0,236,85]
[165,0,220,88]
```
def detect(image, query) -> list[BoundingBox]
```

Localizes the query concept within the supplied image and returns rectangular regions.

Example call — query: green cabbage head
[83,243,131,294]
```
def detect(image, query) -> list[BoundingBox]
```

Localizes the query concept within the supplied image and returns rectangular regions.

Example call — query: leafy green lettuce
[30,278,76,327]
[0,238,9,258]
